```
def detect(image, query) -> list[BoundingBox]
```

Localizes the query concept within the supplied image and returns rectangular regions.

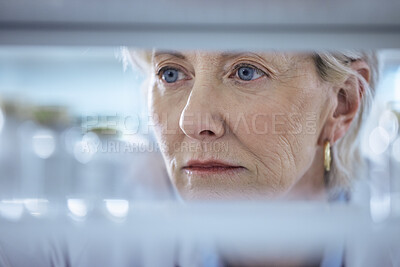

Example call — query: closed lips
[182,160,245,173]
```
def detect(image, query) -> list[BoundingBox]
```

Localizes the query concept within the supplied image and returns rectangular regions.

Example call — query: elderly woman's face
[149,51,333,200]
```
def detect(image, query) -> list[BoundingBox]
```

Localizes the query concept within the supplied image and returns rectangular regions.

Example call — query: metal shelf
[1,0,399,48]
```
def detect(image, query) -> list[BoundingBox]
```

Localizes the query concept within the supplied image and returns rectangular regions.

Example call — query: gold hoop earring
[324,141,331,172]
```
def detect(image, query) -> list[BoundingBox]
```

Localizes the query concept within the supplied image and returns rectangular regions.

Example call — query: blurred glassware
[31,105,70,128]
[387,101,400,218]
[0,97,173,223]
[0,104,4,134]
[370,101,400,222]
[360,58,400,223]
[20,105,72,203]
[0,98,32,200]
[66,125,131,220]
[0,199,24,221]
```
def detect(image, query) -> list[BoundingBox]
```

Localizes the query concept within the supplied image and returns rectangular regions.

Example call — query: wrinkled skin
[147,51,363,201]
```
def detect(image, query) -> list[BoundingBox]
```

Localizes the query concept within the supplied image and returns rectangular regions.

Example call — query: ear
[318,60,370,146]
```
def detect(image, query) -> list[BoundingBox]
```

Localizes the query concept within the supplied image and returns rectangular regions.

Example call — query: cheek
[149,84,196,186]
[149,86,182,160]
[236,95,321,193]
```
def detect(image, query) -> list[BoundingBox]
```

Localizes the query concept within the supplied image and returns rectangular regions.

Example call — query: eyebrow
[153,51,251,60]
[219,52,245,59]
[220,51,278,61]
[154,50,186,60]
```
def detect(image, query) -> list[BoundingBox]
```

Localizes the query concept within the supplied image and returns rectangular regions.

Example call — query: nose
[179,84,225,141]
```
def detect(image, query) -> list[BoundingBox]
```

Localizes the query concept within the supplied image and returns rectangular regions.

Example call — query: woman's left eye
[234,65,265,81]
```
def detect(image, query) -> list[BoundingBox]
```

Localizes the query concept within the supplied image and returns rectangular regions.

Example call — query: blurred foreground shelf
[0,202,399,266]
[0,0,400,49]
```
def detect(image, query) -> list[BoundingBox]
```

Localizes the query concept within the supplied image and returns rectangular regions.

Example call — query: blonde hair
[313,51,378,193]
[123,48,379,193]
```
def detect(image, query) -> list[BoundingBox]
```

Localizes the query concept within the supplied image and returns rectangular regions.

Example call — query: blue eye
[236,65,264,81]
[159,67,188,83]
[238,67,254,81]
[162,68,179,83]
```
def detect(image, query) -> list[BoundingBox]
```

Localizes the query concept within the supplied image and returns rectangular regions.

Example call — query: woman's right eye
[159,67,187,83]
